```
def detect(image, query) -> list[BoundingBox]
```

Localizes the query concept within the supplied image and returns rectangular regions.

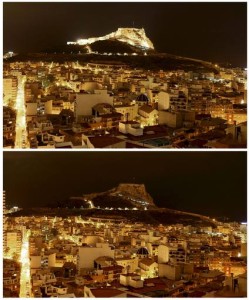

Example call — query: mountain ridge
[67,27,154,51]
[80,183,156,209]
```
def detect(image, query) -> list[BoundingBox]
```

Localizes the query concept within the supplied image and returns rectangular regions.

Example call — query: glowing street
[19,230,32,298]
[14,76,28,149]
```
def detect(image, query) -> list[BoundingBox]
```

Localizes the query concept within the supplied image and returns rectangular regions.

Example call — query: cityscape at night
[3,151,247,297]
[2,1,247,299]
[3,2,247,149]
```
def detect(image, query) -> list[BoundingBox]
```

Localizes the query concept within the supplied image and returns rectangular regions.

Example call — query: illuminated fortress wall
[67,28,154,50]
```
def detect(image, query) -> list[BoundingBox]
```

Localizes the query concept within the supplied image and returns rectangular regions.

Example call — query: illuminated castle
[67,27,154,50]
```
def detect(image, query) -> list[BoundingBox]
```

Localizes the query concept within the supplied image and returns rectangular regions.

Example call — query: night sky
[3,151,247,222]
[3,2,247,67]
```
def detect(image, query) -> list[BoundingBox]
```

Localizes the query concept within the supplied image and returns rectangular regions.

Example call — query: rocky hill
[5,26,219,73]
[81,183,156,209]
[89,39,146,54]
[67,27,154,51]
[42,39,145,55]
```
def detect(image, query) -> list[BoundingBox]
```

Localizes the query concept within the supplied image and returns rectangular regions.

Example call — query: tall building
[158,244,186,264]
[3,191,7,253]
[3,76,18,106]
[6,231,22,259]
[3,190,6,219]
[3,191,22,259]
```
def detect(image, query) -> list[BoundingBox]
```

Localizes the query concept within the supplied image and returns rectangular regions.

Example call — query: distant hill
[41,39,151,55]
[8,183,218,227]
[4,26,219,73]
[44,27,154,55]
[67,27,154,51]
[5,51,218,73]
[82,183,156,209]
[90,39,146,54]
[43,44,88,54]
[9,207,217,227]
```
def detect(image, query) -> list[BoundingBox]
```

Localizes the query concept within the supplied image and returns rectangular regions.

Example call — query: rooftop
[88,136,124,148]
[90,288,126,297]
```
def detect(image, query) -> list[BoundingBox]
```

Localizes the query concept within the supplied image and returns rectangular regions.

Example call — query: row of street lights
[19,230,32,298]
[14,76,28,149]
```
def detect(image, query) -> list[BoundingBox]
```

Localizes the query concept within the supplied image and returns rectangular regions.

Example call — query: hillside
[4,26,218,73]
[42,39,145,55]
[82,183,156,209]
[67,27,154,51]
[9,207,217,227]
[5,52,218,73]
[8,182,218,227]
[90,39,145,54]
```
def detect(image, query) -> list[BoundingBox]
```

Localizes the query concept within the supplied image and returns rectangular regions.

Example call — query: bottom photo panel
[3,151,247,298]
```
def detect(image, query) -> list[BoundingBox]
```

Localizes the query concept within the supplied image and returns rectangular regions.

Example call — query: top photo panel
[3,2,247,149]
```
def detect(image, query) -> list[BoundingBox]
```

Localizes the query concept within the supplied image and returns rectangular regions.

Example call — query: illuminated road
[49,61,53,73]
[19,230,32,298]
[14,76,28,149]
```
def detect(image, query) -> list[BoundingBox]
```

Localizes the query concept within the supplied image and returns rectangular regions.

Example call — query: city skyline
[3,3,248,297]
[3,2,247,67]
[3,151,247,222]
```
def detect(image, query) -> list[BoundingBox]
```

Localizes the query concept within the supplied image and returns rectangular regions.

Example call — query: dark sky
[3,151,247,222]
[3,2,247,67]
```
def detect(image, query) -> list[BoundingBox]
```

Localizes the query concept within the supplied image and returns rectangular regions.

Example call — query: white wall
[158,91,170,111]
[26,102,38,116]
[158,263,181,280]
[48,253,56,267]
[75,90,113,120]
[115,104,138,121]
[158,245,169,263]
[119,123,143,136]
[78,244,114,270]
[30,255,41,269]
[44,100,53,115]
[158,111,183,128]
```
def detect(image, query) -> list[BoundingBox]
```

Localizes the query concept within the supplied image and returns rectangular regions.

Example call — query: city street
[19,230,32,298]
[14,76,28,149]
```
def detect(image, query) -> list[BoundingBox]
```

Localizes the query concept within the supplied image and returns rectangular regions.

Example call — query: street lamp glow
[19,230,32,298]
[14,76,28,149]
